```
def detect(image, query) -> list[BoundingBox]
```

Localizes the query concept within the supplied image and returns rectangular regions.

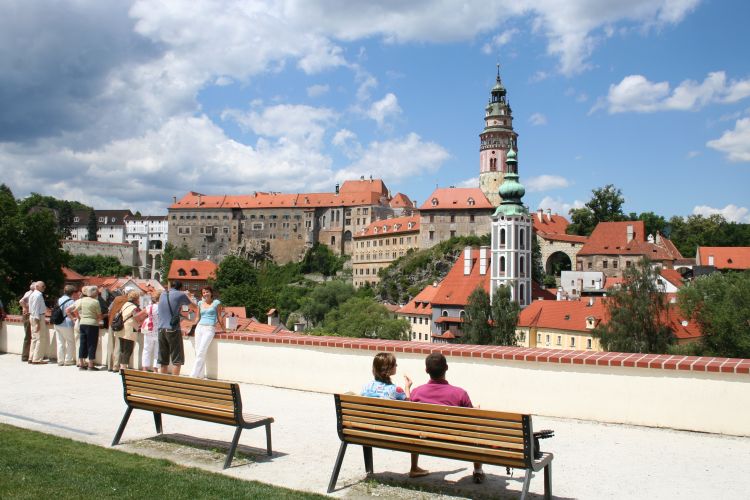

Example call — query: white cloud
[335,133,449,182]
[307,84,330,98]
[707,118,750,162]
[686,150,701,159]
[332,129,361,159]
[482,28,519,54]
[692,204,750,223]
[367,93,402,127]
[598,71,750,114]
[221,104,337,148]
[526,175,570,192]
[537,196,584,216]
[529,113,548,126]
[456,177,479,188]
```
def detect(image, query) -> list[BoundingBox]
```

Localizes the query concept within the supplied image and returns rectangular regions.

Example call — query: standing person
[361,352,412,401]
[190,286,223,379]
[19,283,35,362]
[28,281,49,364]
[409,353,485,483]
[157,280,191,375]
[53,285,78,366]
[67,286,102,371]
[113,290,146,371]
[106,292,128,372]
[140,290,161,372]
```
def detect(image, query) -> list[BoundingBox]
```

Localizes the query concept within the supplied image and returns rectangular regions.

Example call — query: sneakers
[472,469,486,484]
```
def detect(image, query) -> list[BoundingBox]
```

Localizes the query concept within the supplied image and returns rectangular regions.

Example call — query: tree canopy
[321,296,409,339]
[463,285,520,346]
[678,271,750,358]
[67,254,132,277]
[594,260,673,353]
[300,243,346,277]
[567,184,626,236]
[160,242,193,283]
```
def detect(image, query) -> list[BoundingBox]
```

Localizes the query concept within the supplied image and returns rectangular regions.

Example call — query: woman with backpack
[113,290,148,372]
[53,285,79,366]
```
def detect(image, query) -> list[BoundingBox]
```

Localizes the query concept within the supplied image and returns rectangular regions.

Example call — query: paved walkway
[0,353,748,499]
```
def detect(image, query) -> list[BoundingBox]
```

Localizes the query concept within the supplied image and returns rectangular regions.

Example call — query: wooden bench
[112,369,273,469]
[328,394,553,499]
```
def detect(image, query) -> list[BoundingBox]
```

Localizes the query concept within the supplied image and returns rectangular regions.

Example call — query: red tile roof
[537,233,589,244]
[531,282,556,301]
[697,246,750,270]
[355,215,420,238]
[168,260,218,281]
[62,267,86,281]
[390,192,414,208]
[430,249,491,306]
[224,306,247,318]
[397,283,440,316]
[418,188,493,211]
[578,221,682,260]
[532,212,570,235]
[659,269,685,289]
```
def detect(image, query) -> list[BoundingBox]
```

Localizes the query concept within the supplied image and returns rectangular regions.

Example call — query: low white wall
[2,321,748,436]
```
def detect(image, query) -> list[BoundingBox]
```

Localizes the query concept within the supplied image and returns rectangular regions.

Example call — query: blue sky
[1,0,748,221]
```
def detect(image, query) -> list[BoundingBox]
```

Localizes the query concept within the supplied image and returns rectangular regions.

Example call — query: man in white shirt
[19,282,35,362]
[28,281,49,364]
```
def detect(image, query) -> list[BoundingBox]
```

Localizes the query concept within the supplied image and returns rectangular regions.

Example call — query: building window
[73,217,79,223]
[470,214,475,223]
[546,334,550,346]
[588,262,593,270]
[500,228,506,245]
[429,214,434,223]
[500,256,506,273]
[626,261,632,268]
[450,214,455,223]
[613,260,618,269]
[603,260,608,269]
[450,230,456,238]
[570,337,576,347]
[587,338,592,349]
[536,333,541,343]
[556,336,562,346]
[429,231,434,240]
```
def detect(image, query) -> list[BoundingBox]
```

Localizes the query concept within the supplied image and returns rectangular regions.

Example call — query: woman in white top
[140,290,161,372]
[190,286,223,379]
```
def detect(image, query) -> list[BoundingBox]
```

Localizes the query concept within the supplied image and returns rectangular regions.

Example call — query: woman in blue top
[190,286,223,379]
[361,352,412,400]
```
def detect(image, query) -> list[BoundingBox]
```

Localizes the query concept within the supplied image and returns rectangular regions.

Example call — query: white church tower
[490,143,532,307]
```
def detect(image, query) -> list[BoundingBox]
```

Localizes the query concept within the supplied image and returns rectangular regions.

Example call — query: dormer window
[467,197,475,206]
[178,269,186,276]
[74,217,79,223]
[408,222,414,229]
[431,198,438,207]
[190,269,199,276]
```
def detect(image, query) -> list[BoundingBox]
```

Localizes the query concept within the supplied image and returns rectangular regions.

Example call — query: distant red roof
[578,221,682,261]
[659,269,685,289]
[430,249,491,307]
[419,188,493,211]
[532,212,570,235]
[168,260,217,281]
[397,283,440,316]
[390,192,413,209]
[537,233,588,244]
[355,215,420,238]
[697,246,750,270]
[224,306,247,319]
[62,267,86,281]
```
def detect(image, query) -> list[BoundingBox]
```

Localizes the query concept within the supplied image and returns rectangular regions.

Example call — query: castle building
[490,144,532,307]
[71,210,133,243]
[352,215,420,288]
[479,65,518,207]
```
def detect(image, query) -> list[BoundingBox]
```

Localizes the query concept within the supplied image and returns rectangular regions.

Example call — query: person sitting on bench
[409,353,485,483]
[361,352,412,401]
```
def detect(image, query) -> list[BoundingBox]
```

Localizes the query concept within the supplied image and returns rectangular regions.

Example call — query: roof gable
[418,188,494,211]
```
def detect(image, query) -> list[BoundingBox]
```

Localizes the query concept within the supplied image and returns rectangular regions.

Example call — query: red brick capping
[4,315,749,374]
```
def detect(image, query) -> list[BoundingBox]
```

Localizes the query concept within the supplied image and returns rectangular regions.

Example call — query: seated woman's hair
[372,352,397,385]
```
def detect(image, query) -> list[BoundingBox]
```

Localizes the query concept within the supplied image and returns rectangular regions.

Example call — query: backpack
[51,298,73,325]
[111,303,136,332]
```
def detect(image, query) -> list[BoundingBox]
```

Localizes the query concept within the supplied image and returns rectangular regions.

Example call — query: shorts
[158,329,184,366]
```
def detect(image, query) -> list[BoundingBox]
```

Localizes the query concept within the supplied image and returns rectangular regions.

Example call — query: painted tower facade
[490,144,532,307]
[479,65,518,207]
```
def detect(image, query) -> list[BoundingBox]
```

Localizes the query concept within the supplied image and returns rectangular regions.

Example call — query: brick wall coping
[4,315,748,374]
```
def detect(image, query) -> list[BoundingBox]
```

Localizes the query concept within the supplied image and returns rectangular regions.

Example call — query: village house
[352,215,420,288]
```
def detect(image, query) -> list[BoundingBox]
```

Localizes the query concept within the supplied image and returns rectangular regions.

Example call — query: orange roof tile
[397,282,440,316]
[224,306,247,319]
[390,192,413,208]
[578,221,682,260]
[532,212,570,235]
[418,188,493,211]
[659,269,685,289]
[168,260,218,281]
[537,233,588,244]
[697,246,750,270]
[62,267,86,281]
[518,298,607,332]
[355,215,420,238]
[430,249,491,306]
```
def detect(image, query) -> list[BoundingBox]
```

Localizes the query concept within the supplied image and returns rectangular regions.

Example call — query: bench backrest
[121,369,241,426]
[335,394,534,469]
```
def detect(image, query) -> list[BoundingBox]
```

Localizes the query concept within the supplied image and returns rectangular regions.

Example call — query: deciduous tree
[322,296,409,339]
[567,184,626,236]
[463,285,520,346]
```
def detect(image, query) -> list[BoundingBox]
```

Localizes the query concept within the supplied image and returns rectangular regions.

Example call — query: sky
[1,0,749,221]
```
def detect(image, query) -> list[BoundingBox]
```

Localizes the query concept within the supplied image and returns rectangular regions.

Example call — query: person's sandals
[408,468,429,478]
[472,470,486,484]
[79,365,88,371]
[88,366,99,371]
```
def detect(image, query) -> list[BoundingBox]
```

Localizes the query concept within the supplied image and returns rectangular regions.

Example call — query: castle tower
[479,64,518,207]
[490,144,532,307]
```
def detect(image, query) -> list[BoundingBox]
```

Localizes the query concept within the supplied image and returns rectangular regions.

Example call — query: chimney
[335,183,340,194]
[479,246,489,275]
[197,194,201,207]
[546,208,552,221]
[588,297,594,307]
[655,231,662,244]
[432,281,438,288]
[463,246,472,276]
[172,196,177,204]
[626,225,634,243]
[537,208,543,223]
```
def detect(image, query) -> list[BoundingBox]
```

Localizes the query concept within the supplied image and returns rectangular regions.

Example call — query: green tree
[160,242,193,283]
[678,271,750,358]
[58,203,75,239]
[300,280,355,327]
[631,211,668,238]
[301,243,344,277]
[531,237,545,284]
[594,260,673,353]
[322,296,409,339]
[463,285,520,346]
[86,208,98,241]
[212,255,258,290]
[665,214,750,258]
[68,254,131,277]
[567,184,626,236]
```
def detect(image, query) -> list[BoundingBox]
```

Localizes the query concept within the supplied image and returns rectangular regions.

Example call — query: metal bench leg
[544,463,552,500]
[153,412,163,434]
[223,427,243,469]
[327,441,348,493]
[519,469,532,500]
[363,445,373,474]
[265,423,272,456]
[111,406,133,446]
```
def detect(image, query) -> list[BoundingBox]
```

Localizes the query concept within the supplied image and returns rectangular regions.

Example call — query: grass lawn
[0,423,326,499]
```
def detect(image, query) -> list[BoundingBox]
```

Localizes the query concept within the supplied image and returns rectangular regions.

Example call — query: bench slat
[342,429,526,462]
[129,402,238,426]
[123,370,232,389]
[340,402,523,430]
[342,415,525,446]
[126,384,236,406]
[126,389,236,412]
[127,395,236,419]
[125,376,236,397]
[340,394,525,422]
[341,409,525,438]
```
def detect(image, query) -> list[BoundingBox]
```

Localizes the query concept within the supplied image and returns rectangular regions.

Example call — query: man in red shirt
[409,353,485,483]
